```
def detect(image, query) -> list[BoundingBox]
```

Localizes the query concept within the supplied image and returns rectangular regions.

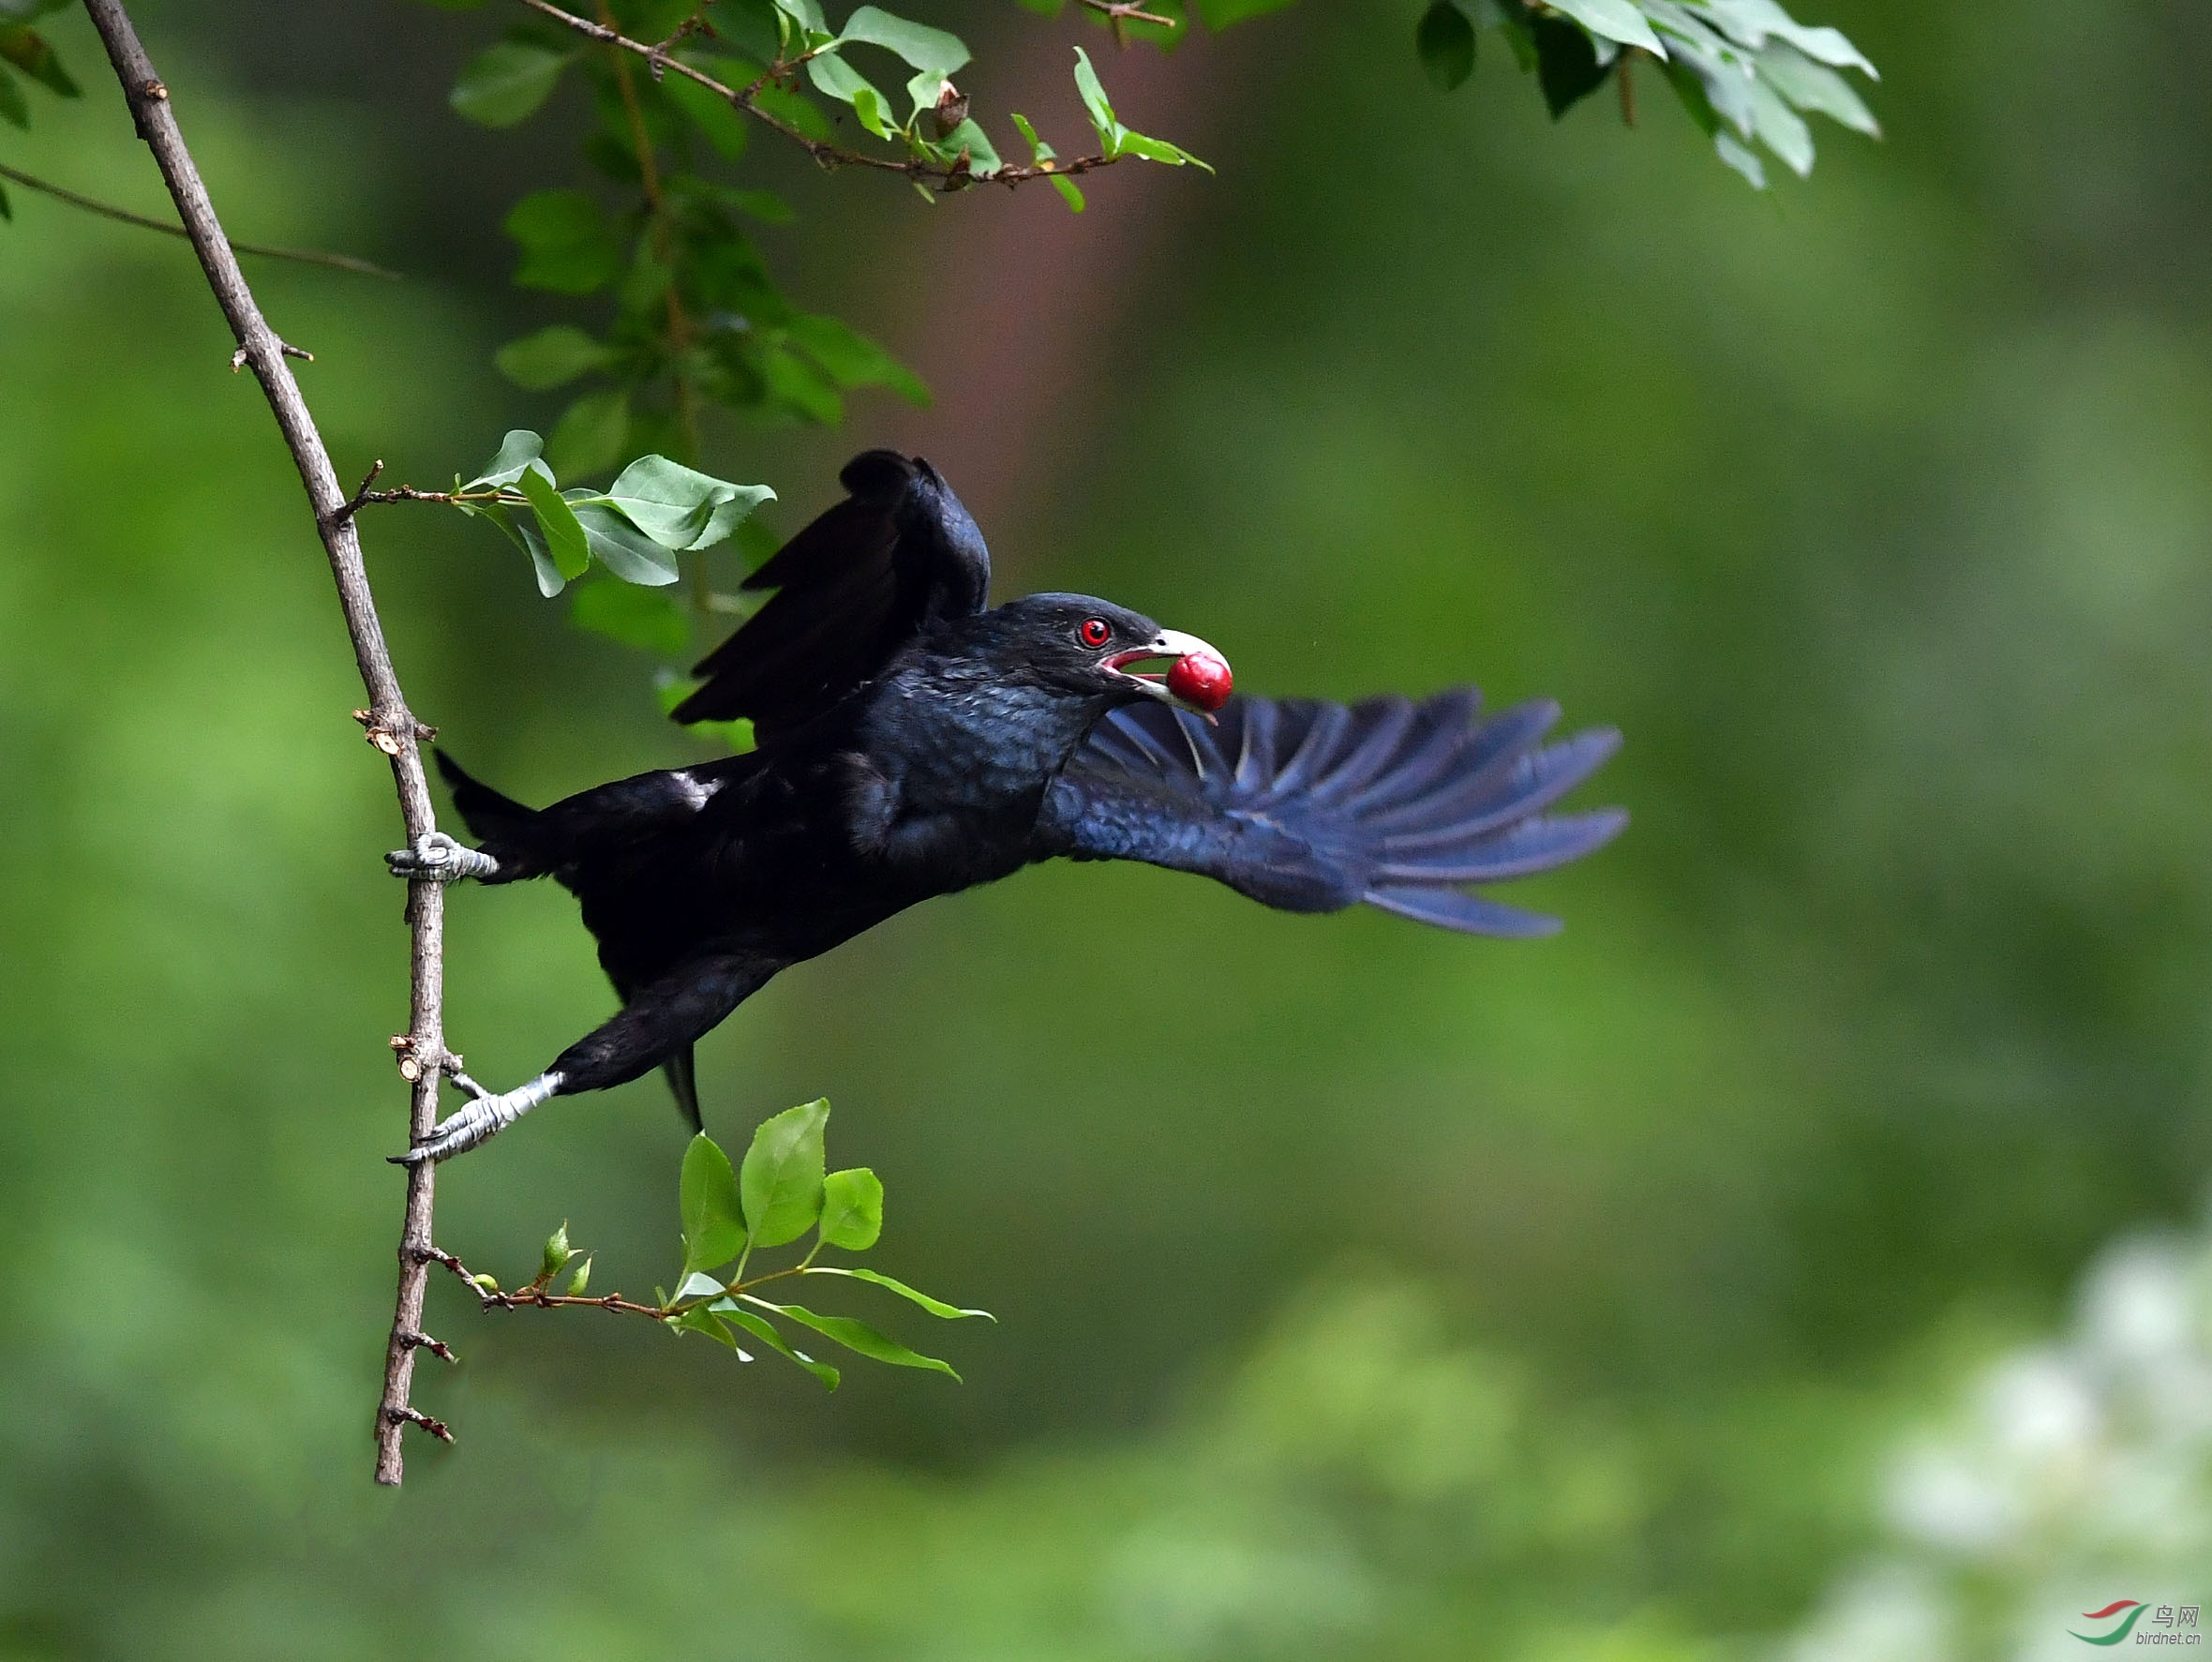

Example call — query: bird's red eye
[1079,618,1113,649]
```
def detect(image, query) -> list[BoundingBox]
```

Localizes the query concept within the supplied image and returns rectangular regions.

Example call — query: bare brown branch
[82,0,453,1488]
[0,160,402,277]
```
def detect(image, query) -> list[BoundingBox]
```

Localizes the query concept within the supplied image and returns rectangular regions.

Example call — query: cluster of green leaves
[465,1103,990,1386]
[1415,0,1878,187]
[0,0,81,217]
[444,427,770,595]
[664,1101,993,1386]
[766,0,1206,208]
[430,0,932,474]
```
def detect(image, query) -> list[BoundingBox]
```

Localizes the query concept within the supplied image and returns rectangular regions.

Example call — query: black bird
[388,451,1625,1161]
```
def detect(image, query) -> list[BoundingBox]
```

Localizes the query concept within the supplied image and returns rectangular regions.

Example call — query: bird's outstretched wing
[1035,690,1624,936]
[671,450,990,739]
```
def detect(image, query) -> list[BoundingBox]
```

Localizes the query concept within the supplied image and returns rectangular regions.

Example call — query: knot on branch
[352,706,435,756]
[391,1034,462,1084]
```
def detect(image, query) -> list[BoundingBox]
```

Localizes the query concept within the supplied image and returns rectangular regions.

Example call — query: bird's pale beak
[1104,630,1234,715]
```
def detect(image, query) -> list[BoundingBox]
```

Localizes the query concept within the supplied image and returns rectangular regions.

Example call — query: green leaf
[1713,128,1767,187]
[518,465,590,583]
[740,1100,828,1250]
[815,1167,883,1250]
[504,188,622,294]
[606,455,776,551]
[671,1270,728,1303]
[1069,46,1118,152]
[692,488,776,553]
[451,39,570,127]
[0,62,28,129]
[838,6,969,118]
[544,388,630,479]
[758,346,844,425]
[1745,70,1813,175]
[1696,0,1875,76]
[671,1303,747,1352]
[838,7,968,74]
[462,428,546,491]
[1009,110,1055,162]
[539,1220,575,1281]
[1649,9,1756,134]
[1050,175,1085,212]
[805,49,889,133]
[1112,130,1211,171]
[804,1265,994,1320]
[570,576,690,654]
[474,501,566,596]
[1532,14,1611,118]
[0,26,79,97]
[569,500,681,585]
[662,69,749,158]
[602,455,719,547]
[708,1300,839,1387]
[770,0,829,40]
[785,314,928,403]
[1756,39,1877,136]
[740,1295,959,1377]
[1415,1,1475,90]
[935,116,1003,176]
[1546,0,1665,56]
[564,1255,592,1295]
[494,324,609,392]
[710,0,782,60]
[751,75,833,141]
[680,1131,748,1275]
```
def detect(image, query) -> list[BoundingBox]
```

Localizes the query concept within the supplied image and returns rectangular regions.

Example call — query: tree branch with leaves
[19,0,1881,1486]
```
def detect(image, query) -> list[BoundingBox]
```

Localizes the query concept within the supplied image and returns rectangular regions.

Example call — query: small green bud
[471,1272,501,1293]
[540,1220,575,1281]
[564,1255,593,1296]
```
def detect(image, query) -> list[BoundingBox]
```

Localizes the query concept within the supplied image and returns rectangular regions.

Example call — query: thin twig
[513,0,1128,190]
[0,161,402,278]
[1078,0,1177,49]
[82,0,453,1488]
[426,1243,812,1323]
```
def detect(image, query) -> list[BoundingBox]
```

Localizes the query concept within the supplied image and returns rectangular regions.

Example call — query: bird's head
[993,593,1233,717]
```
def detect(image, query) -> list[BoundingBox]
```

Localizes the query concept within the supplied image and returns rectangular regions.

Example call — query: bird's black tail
[662,1044,703,1133]
[434,750,537,845]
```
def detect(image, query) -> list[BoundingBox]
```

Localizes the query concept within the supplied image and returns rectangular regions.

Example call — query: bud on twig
[929,79,968,141]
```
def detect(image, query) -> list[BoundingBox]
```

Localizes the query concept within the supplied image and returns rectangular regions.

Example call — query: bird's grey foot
[392,1071,563,1165]
[386,831,500,883]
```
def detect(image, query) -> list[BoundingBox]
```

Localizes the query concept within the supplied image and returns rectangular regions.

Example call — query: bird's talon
[385,831,497,883]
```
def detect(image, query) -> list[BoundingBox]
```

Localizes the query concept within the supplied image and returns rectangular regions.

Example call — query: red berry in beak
[1166,649,1233,712]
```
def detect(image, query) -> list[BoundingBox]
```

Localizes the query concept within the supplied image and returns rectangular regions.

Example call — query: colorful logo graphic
[2072,1602,2150,1645]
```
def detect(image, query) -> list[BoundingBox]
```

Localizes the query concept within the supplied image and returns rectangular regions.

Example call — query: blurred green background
[4,2,2210,1656]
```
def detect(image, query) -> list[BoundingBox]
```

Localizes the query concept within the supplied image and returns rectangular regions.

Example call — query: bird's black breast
[565,737,1041,997]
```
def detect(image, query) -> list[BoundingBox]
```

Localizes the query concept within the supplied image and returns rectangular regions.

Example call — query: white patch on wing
[672,771,722,810]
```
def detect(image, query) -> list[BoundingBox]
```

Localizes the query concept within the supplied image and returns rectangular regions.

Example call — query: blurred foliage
[1786,1218,2212,1660]
[2,0,2210,1656]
